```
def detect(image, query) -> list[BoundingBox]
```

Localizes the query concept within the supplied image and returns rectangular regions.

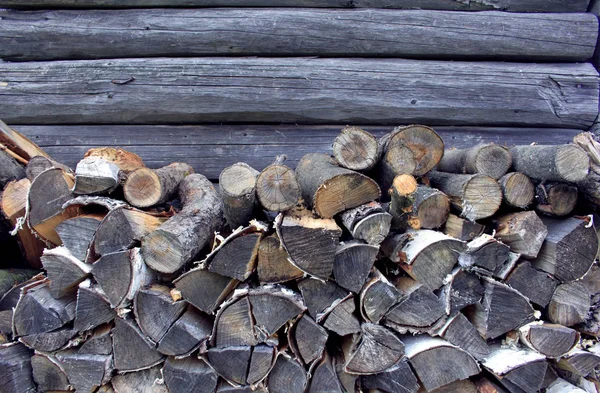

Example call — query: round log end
[417,192,450,229]
[462,175,502,221]
[389,125,444,176]
[123,168,162,208]
[556,144,590,182]
[314,174,381,218]
[392,174,417,196]
[384,145,417,178]
[333,126,379,171]
[141,229,185,273]
[256,164,301,212]
[474,144,511,179]
[501,172,534,209]
[220,163,258,197]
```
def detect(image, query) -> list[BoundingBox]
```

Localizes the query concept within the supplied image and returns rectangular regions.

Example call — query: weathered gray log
[556,349,600,377]
[535,182,578,217]
[359,359,419,393]
[55,214,103,261]
[112,317,164,372]
[519,322,579,358]
[267,355,307,393]
[323,296,361,336]
[73,156,121,195]
[333,241,379,293]
[111,365,168,393]
[482,345,548,393]
[256,155,301,212]
[290,314,328,366]
[163,357,219,393]
[438,312,491,362]
[31,353,70,393]
[257,234,303,284]
[437,143,512,179]
[510,144,590,183]
[333,126,380,171]
[133,284,187,344]
[219,162,259,229]
[359,270,402,324]
[573,132,600,211]
[343,323,405,375]
[505,261,558,307]
[157,306,212,356]
[548,282,591,326]
[494,211,548,259]
[0,149,25,187]
[248,344,276,386]
[25,155,72,182]
[74,281,116,331]
[211,296,255,347]
[206,346,252,385]
[208,232,262,281]
[55,349,113,393]
[19,328,77,352]
[1,59,597,128]
[41,246,91,298]
[123,162,193,208]
[440,268,484,315]
[308,354,343,393]
[340,202,392,245]
[498,172,535,209]
[458,235,510,276]
[442,213,485,241]
[0,343,35,393]
[546,379,588,393]
[174,268,238,314]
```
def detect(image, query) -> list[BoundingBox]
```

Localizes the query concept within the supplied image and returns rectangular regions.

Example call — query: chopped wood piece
[438,312,491,362]
[25,155,72,182]
[437,143,511,179]
[79,325,112,355]
[142,173,224,273]
[505,261,558,307]
[163,357,218,393]
[308,353,344,393]
[376,144,418,196]
[573,132,600,211]
[536,182,578,217]
[112,317,164,372]
[333,241,378,293]
[340,202,392,245]
[323,296,361,336]
[19,328,77,352]
[74,281,116,331]
[134,284,187,344]
[404,185,450,230]
[466,277,536,340]
[498,172,535,209]
[482,345,548,393]
[532,217,598,282]
[276,209,342,279]
[333,126,380,171]
[0,120,49,161]
[56,214,103,261]
[41,246,91,298]
[256,155,301,212]
[213,296,258,347]
[360,359,420,393]
[73,156,120,195]
[546,378,588,393]
[157,306,212,356]
[207,345,252,385]
[381,230,464,290]
[359,271,403,324]
[249,287,305,341]
[458,235,509,276]
[92,248,153,308]
[0,343,35,393]
[403,335,480,392]
[248,344,276,386]
[174,268,238,314]
[219,162,259,229]
[298,278,348,320]
[124,162,193,208]
[209,233,262,281]
[112,365,168,393]
[385,278,445,332]
[31,353,70,393]
[267,355,307,393]
[291,314,328,366]
[84,147,145,173]
[510,144,590,183]
[56,349,112,393]
[495,211,547,259]
[440,268,484,315]
[257,234,303,284]
[295,153,380,218]
[442,213,485,241]
[428,171,503,221]
[548,282,591,326]
[0,149,25,187]
[344,323,405,375]
[387,174,419,230]
[556,349,600,377]
[519,322,578,358]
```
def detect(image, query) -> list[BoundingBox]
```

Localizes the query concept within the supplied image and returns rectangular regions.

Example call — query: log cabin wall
[0,0,599,179]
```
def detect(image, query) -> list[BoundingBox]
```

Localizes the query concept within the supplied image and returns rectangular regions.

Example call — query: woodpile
[1,122,600,393]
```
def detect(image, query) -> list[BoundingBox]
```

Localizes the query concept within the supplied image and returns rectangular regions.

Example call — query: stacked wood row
[1,121,600,393]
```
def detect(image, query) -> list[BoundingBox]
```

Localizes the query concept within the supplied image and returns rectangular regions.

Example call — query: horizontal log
[13,125,581,181]
[0,0,589,12]
[0,58,597,127]
[0,10,595,61]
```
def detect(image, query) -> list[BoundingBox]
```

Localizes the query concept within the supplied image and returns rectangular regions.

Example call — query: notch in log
[174,267,238,314]
[343,323,405,375]
[41,246,91,298]
[333,240,378,293]
[157,306,213,356]
[257,234,303,284]
[31,353,70,393]
[340,202,392,245]
[290,314,328,366]
[437,143,512,179]
[142,173,224,273]
[494,211,548,259]
[442,213,485,241]
[519,322,579,358]
[438,312,491,362]
[0,342,35,393]
[359,358,420,393]
[428,171,503,221]
[504,261,558,308]
[295,153,380,218]
[359,269,403,324]
[74,280,116,331]
[458,235,510,276]
[482,345,548,393]
[440,267,484,315]
[298,278,348,320]
[499,172,535,209]
[535,182,578,217]
[124,162,193,208]
[510,144,590,183]
[112,317,164,372]
[133,284,187,344]
[111,365,167,393]
[219,162,259,229]
[548,281,591,326]
[255,155,301,212]
[333,126,380,171]
[163,357,219,393]
[267,354,308,393]
[73,155,121,195]
[55,214,103,261]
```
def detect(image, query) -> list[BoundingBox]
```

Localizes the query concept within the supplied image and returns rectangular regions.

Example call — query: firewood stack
[1,121,600,393]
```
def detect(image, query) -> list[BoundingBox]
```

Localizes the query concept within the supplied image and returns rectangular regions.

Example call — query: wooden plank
[0,58,597,128]
[14,125,580,181]
[0,10,596,62]
[0,0,589,12]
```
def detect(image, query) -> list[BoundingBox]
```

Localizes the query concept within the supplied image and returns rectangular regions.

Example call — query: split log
[290,314,328,366]
[307,354,344,393]
[276,209,342,279]
[548,282,591,326]
[141,173,224,273]
[333,126,380,171]
[212,296,257,347]
[157,306,213,356]
[359,359,420,393]
[505,261,558,307]
[0,150,25,186]
[208,232,262,281]
[510,144,590,183]
[25,155,72,182]
[55,214,103,261]
[41,246,92,298]
[532,216,599,282]
[298,278,348,320]
[124,162,193,208]
[163,357,219,393]
[340,202,392,245]
[19,328,77,352]
[334,353,358,393]
[333,241,378,293]
[428,171,503,221]
[381,230,464,290]
[556,349,600,377]
[206,345,252,385]
[267,355,307,393]
[442,214,485,241]
[323,296,361,336]
[248,286,305,341]
[438,312,491,362]
[74,281,115,331]
[133,284,186,344]
[248,344,276,386]
[112,317,164,372]
[219,162,259,228]
[255,155,301,212]
[359,270,403,324]
[465,277,536,340]
[458,235,510,276]
[257,234,303,284]
[481,345,548,393]
[343,323,405,375]
[295,153,380,218]
[573,132,600,211]
[111,365,168,393]
[0,343,35,393]
[494,211,548,259]
[91,248,154,308]
[403,335,480,392]
[498,172,535,209]
[79,325,113,355]
[174,267,238,314]
[437,143,511,179]
[519,322,579,358]
[55,349,112,393]
[547,379,588,393]
[84,147,145,173]
[535,182,578,217]
[73,156,121,195]
[31,353,70,393]
[440,268,484,315]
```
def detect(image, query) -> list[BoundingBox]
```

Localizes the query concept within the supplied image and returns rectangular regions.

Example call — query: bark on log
[505,261,558,307]
[333,241,379,293]
[548,282,591,326]
[437,143,512,179]
[219,162,259,229]
[124,162,193,208]
[340,202,392,245]
[535,182,578,217]
[440,267,484,315]
[73,156,121,195]
[141,173,224,273]
[498,172,535,209]
[510,144,590,183]
[333,126,380,171]
[84,146,146,173]
[494,211,548,259]
[519,322,579,358]
[482,345,548,393]
[547,379,588,393]
[573,132,600,211]
[442,213,485,241]
[458,235,510,276]
[255,155,301,212]
[359,270,402,324]
[41,246,92,298]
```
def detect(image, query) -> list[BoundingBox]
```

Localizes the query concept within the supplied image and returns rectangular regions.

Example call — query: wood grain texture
[0,9,595,61]
[0,0,589,12]
[0,58,596,127]
[13,125,583,182]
